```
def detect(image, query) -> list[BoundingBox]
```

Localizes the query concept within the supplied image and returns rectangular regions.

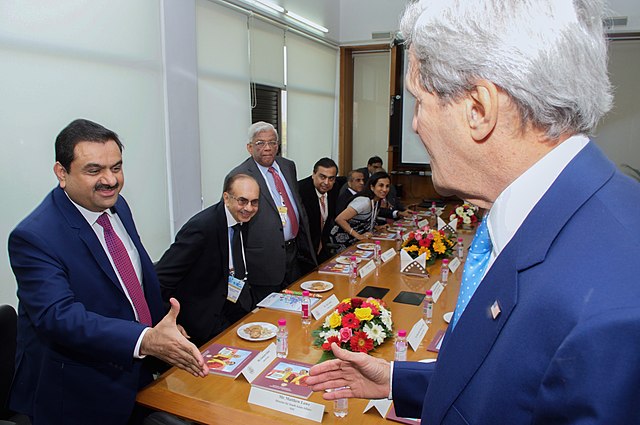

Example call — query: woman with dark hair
[329,171,391,252]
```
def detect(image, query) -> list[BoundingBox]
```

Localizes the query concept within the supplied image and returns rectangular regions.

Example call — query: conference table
[137,219,476,425]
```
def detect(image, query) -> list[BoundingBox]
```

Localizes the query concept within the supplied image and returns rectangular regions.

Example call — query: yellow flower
[366,298,380,309]
[420,247,431,260]
[404,245,419,252]
[329,312,342,328]
[355,307,373,322]
[341,298,351,305]
[433,240,446,254]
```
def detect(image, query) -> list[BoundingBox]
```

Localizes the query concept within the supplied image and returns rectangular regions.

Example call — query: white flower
[449,213,457,222]
[463,215,471,224]
[363,322,386,345]
[456,206,464,216]
[466,208,475,216]
[321,329,339,342]
[380,309,393,330]
[323,315,332,329]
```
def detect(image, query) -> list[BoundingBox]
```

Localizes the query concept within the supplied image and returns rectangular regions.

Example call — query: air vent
[604,16,628,28]
[372,31,394,40]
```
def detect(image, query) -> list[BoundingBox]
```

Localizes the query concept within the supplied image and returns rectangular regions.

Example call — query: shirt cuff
[134,327,151,359]
[388,360,394,399]
[392,210,399,219]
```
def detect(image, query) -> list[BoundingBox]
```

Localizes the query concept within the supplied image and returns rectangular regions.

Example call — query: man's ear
[465,80,499,141]
[53,162,67,188]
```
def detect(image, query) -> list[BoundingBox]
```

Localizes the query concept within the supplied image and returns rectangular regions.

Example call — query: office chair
[0,304,30,425]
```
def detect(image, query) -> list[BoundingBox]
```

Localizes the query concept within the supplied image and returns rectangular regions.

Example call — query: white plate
[300,280,334,293]
[237,322,278,341]
[443,312,453,324]
[357,243,376,251]
[336,256,363,265]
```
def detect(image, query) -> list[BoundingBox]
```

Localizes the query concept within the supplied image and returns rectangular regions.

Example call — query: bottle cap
[398,330,407,337]
[302,290,310,296]
[442,259,449,264]
[458,237,463,242]
[350,256,357,261]
[425,290,433,296]
[278,319,286,326]
[375,240,380,245]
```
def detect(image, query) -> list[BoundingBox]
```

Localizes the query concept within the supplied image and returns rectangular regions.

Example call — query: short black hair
[313,157,338,174]
[347,169,365,181]
[359,171,391,199]
[367,156,383,166]
[55,119,123,171]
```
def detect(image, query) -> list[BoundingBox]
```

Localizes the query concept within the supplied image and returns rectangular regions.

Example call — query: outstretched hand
[306,343,390,400]
[140,298,208,377]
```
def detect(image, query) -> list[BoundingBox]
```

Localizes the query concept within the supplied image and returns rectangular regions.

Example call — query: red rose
[349,331,374,353]
[351,298,364,308]
[322,335,340,351]
[341,313,360,329]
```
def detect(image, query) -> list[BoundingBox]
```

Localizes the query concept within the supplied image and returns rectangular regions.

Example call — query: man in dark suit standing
[307,1,640,424]
[298,158,339,263]
[156,174,260,347]
[226,122,316,302]
[8,119,207,425]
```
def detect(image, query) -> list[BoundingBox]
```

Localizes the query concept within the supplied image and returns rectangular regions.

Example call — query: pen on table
[282,289,323,299]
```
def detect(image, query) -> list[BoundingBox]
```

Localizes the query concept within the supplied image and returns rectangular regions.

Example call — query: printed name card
[248,387,325,422]
[381,248,397,263]
[363,398,393,417]
[408,319,428,351]
[242,343,276,383]
[430,281,445,303]
[359,260,376,278]
[417,218,429,229]
[449,257,461,273]
[311,294,339,320]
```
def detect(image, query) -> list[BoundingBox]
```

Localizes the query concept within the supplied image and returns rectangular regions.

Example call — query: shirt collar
[348,187,356,195]
[487,134,589,259]
[254,159,281,175]
[63,190,115,226]
[315,188,326,199]
[224,204,239,228]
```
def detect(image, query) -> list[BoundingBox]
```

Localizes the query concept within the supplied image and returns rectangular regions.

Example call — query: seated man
[336,169,365,215]
[156,174,260,347]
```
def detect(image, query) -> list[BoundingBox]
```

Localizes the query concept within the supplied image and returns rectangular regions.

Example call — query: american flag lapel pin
[490,300,501,320]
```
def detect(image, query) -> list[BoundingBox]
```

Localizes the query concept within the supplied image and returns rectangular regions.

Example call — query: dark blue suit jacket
[8,187,165,425]
[393,142,640,424]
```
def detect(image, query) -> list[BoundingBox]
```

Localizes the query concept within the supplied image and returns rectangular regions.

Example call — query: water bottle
[334,398,348,418]
[349,256,358,284]
[374,240,382,266]
[441,259,450,286]
[423,290,434,324]
[394,329,407,361]
[430,201,437,217]
[276,319,288,358]
[395,230,404,251]
[457,237,465,261]
[301,291,311,325]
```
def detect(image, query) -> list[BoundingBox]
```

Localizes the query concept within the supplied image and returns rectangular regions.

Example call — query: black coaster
[393,291,425,306]
[356,286,390,299]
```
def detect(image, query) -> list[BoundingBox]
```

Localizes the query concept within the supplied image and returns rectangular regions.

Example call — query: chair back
[0,305,17,419]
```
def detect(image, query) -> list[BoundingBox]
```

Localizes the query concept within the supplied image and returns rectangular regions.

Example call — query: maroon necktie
[268,167,299,237]
[97,213,153,326]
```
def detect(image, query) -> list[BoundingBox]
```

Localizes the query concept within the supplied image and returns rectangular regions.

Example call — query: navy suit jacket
[227,157,316,287]
[8,187,165,425]
[393,142,640,424]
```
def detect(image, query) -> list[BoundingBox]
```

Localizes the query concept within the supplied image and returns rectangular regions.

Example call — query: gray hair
[247,121,278,143]
[400,0,613,139]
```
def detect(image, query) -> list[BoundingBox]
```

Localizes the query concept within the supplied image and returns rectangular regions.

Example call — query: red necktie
[319,194,326,229]
[97,213,152,326]
[268,167,299,237]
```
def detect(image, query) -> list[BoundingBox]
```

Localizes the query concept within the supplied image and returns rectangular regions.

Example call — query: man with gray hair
[226,122,316,303]
[307,1,640,424]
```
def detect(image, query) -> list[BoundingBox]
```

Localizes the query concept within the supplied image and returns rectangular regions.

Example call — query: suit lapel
[54,187,123,291]
[425,142,615,423]
[215,203,231,275]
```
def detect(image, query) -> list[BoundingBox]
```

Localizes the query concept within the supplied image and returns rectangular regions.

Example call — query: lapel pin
[490,300,501,320]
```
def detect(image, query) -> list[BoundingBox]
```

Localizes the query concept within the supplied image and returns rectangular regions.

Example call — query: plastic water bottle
[334,398,348,418]
[423,290,434,324]
[349,256,358,284]
[457,237,465,261]
[374,240,382,266]
[430,201,437,216]
[395,230,404,251]
[301,291,311,325]
[394,329,407,361]
[276,319,288,358]
[441,259,450,286]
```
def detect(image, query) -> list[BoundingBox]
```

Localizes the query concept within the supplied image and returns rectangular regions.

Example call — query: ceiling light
[285,10,329,33]
[253,0,285,14]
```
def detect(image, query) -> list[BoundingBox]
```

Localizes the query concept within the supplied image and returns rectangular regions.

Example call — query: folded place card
[400,250,428,277]
[449,257,461,273]
[242,343,276,383]
[363,398,393,417]
[311,294,339,320]
[381,247,397,262]
[408,319,428,351]
[359,260,376,278]
[248,387,324,422]
[430,281,444,303]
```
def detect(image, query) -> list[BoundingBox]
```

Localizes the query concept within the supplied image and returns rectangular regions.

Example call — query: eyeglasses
[252,140,279,149]
[228,194,259,207]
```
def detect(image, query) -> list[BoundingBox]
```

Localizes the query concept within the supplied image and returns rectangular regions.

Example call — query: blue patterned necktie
[451,216,492,330]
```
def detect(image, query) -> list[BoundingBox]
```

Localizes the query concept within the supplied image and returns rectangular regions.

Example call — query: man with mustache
[156,174,260,347]
[226,122,316,303]
[8,119,208,425]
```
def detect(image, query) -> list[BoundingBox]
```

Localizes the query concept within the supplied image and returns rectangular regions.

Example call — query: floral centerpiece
[401,227,456,265]
[313,297,392,359]
[449,203,479,228]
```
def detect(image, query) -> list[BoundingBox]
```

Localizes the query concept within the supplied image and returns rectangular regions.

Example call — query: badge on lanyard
[277,205,288,226]
[227,274,246,304]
